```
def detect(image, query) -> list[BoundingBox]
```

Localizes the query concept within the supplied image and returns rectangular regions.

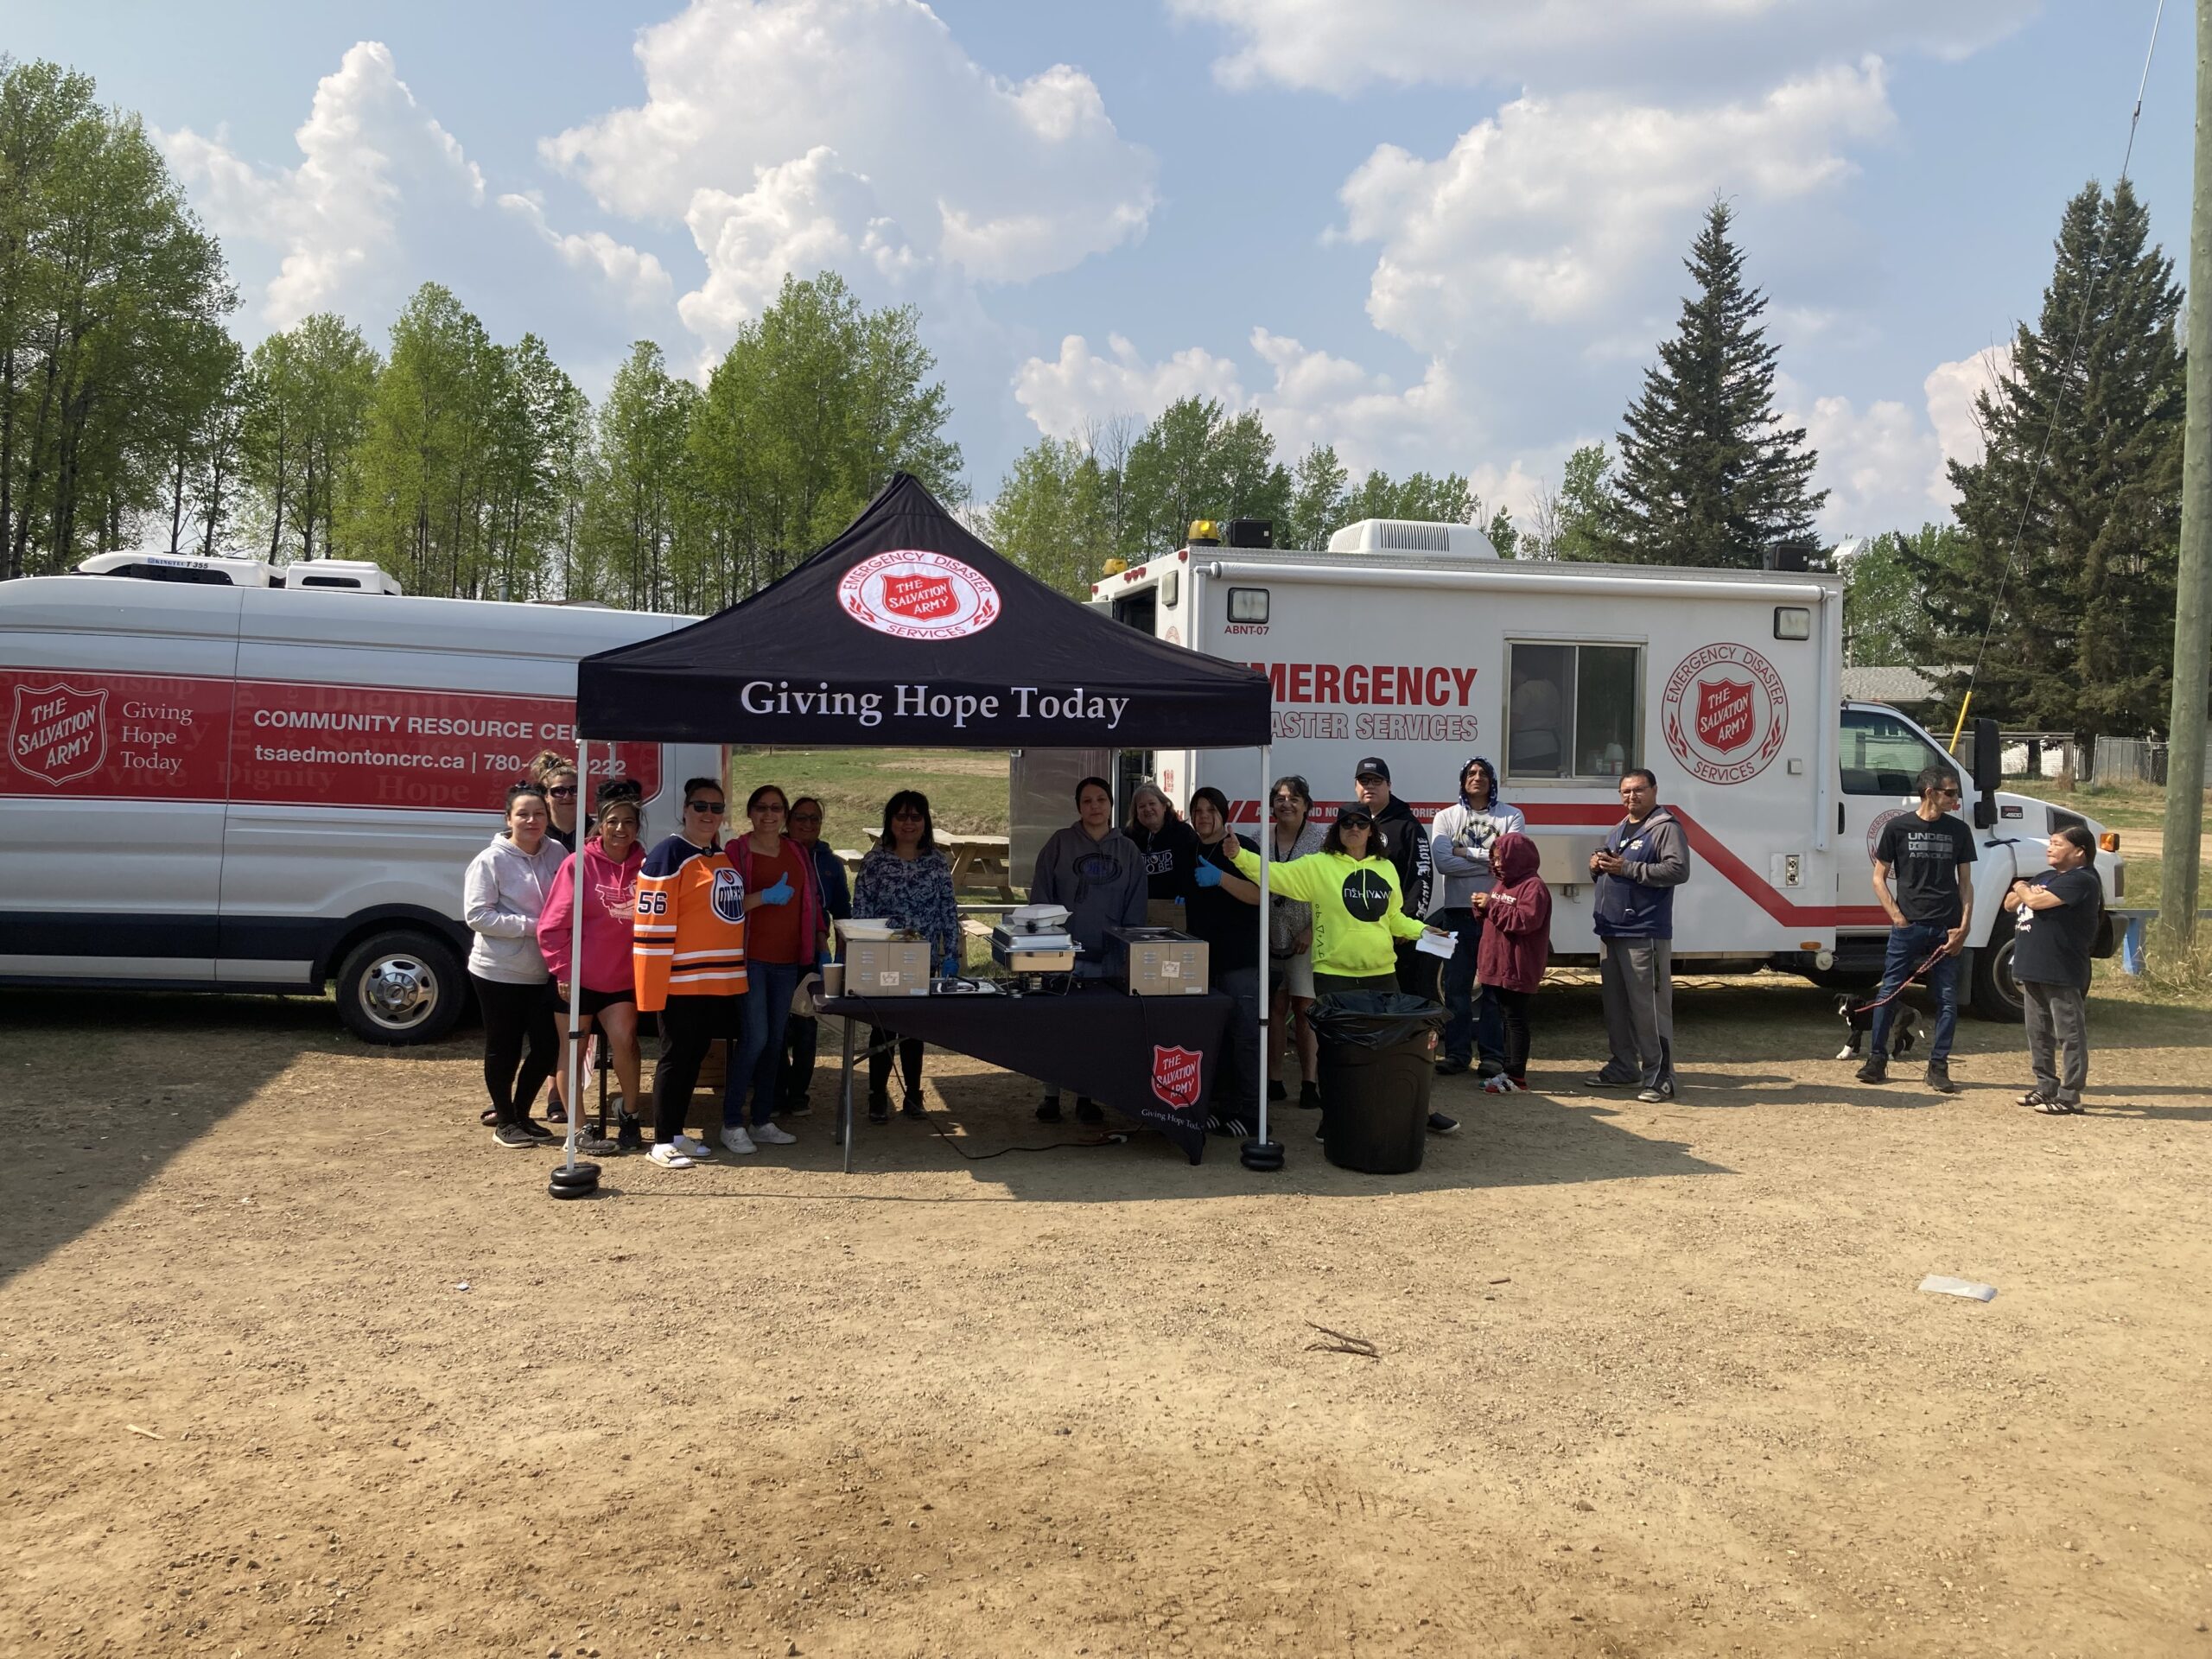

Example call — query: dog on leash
[1835,993,1922,1063]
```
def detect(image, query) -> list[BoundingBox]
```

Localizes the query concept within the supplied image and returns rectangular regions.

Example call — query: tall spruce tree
[1906,181,2183,742]
[1601,200,1823,567]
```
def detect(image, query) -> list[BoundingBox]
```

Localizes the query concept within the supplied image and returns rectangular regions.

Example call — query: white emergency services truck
[0,554,717,1044]
[1055,520,2121,1020]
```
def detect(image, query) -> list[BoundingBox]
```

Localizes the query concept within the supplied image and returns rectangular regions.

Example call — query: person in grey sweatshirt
[1030,774,1146,1123]
[1586,769,1693,1102]
[464,782,570,1147]
[1429,756,1527,1076]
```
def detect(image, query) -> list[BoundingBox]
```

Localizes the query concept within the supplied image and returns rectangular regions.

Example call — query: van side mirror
[1971,717,2000,830]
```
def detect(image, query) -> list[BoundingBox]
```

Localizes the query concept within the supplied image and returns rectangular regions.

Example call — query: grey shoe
[1636,1085,1672,1103]
[492,1121,537,1150]
[1583,1071,1637,1088]
[1925,1059,1960,1095]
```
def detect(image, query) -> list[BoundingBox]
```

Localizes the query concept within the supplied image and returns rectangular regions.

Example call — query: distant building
[1840,666,1950,715]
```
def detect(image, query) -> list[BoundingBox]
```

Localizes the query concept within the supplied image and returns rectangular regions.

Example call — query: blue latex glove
[759,874,793,906]
[817,946,833,969]
[938,954,959,979]
[1192,861,1224,889]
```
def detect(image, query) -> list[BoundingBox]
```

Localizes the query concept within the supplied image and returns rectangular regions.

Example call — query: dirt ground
[4,976,2210,1659]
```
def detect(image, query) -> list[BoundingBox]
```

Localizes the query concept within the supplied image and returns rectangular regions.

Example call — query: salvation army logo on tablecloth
[838,550,1000,641]
[1150,1044,1204,1111]
[9,682,108,787]
[1661,643,1788,785]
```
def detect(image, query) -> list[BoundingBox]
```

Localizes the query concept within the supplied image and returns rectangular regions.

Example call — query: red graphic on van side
[1694,677,1756,753]
[8,682,109,786]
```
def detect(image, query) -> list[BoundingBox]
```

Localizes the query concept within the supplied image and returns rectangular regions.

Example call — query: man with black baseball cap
[1351,756,1452,1135]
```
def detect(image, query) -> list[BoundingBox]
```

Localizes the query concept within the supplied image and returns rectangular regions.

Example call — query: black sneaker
[901,1091,925,1119]
[616,1111,645,1151]
[1855,1056,1889,1084]
[580,1129,620,1156]
[1427,1112,1460,1135]
[1582,1071,1637,1089]
[1035,1097,1063,1123]
[1299,1081,1322,1110]
[1924,1060,1960,1095]
[1267,1078,1287,1103]
[1076,1098,1104,1125]
[1435,1058,1471,1077]
[779,1094,813,1117]
[520,1118,556,1141]
[492,1122,537,1150]
[868,1093,891,1124]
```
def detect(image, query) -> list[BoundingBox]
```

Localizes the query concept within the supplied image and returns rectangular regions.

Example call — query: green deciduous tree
[982,435,1112,597]
[0,56,237,576]
[1601,200,1824,568]
[1119,397,1289,559]
[1842,524,1967,666]
[1910,181,2184,742]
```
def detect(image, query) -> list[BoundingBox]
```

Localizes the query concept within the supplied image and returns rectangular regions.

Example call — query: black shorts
[569,985,637,1019]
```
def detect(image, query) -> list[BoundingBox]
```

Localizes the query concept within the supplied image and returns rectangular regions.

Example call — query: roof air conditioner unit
[1325,518,1497,559]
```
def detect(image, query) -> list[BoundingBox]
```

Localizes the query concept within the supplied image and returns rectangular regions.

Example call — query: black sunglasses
[1338,813,1375,828]
[548,785,578,798]
[685,798,726,815]
[789,811,823,823]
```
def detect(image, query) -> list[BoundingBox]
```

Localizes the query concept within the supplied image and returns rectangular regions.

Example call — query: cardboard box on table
[835,918,933,997]
[1108,926,1210,995]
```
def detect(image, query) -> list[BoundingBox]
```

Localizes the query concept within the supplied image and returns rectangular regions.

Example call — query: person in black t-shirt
[2006,824,2101,1114]
[1185,786,1263,1137]
[1860,766,1977,1091]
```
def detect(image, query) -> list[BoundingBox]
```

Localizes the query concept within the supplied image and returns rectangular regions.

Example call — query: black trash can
[1308,992,1446,1173]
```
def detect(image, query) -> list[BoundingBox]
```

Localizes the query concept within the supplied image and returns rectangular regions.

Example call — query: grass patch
[2071,777,2211,835]
[727,747,1010,842]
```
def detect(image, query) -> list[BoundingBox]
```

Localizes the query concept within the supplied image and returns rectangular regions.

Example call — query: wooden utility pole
[2159,0,2212,954]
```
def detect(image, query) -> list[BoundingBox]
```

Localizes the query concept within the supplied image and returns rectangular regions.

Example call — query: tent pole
[1241,744,1284,1172]
[552,738,596,1198]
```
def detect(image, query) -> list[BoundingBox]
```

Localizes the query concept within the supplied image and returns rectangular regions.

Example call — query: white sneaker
[672,1133,715,1160]
[718,1126,756,1156]
[647,1143,693,1169]
[751,1121,797,1146]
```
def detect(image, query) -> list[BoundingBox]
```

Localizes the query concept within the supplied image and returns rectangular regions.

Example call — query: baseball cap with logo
[1352,756,1390,783]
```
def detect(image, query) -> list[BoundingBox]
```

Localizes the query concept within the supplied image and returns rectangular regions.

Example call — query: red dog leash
[1848,945,1952,1018]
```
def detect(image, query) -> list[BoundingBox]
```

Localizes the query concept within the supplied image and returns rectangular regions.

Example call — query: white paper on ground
[1414,931,1456,959]
[1918,1274,1997,1301]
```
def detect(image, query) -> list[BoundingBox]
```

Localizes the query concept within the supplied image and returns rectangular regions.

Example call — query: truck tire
[335,930,465,1046]
[1967,917,2024,1023]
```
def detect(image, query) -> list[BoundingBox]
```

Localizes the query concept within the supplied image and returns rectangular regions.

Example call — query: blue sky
[8,0,2190,539]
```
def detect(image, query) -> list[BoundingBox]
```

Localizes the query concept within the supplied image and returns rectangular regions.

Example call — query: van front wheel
[1967,918,2024,1022]
[336,930,464,1046]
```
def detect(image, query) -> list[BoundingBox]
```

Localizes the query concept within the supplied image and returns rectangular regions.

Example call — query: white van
[0,569,717,1044]
[1041,522,2122,1020]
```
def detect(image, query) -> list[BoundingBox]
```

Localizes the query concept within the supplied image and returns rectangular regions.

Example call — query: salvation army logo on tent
[838,550,1000,641]
[1661,643,1788,785]
[9,682,108,787]
[1150,1044,1204,1111]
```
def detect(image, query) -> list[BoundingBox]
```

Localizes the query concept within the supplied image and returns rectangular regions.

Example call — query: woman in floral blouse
[850,789,961,1122]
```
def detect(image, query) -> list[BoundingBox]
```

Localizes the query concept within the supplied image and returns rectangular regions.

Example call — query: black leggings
[868,1029,925,1101]
[474,975,556,1126]
[653,995,730,1146]
[1492,986,1533,1079]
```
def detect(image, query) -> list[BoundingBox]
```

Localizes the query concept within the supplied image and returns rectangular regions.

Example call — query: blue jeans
[1437,906,1504,1069]
[725,960,800,1128]
[1869,922,1960,1062]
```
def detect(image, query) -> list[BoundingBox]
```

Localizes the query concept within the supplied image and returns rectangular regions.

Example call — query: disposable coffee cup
[822,962,844,998]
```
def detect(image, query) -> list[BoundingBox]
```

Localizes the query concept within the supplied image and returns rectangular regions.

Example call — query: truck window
[1840,707,1947,795]
[1506,641,1642,780]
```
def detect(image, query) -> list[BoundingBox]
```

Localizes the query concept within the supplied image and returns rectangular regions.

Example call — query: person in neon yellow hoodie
[1219,800,1451,994]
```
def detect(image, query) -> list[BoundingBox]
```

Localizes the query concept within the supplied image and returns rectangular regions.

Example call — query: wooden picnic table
[854,830,1021,901]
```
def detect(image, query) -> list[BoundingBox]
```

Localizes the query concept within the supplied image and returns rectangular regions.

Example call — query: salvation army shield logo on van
[10,682,108,787]
[838,550,1000,641]
[1662,643,1789,785]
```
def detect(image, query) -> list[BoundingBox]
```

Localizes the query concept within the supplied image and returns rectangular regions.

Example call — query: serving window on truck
[1505,640,1642,781]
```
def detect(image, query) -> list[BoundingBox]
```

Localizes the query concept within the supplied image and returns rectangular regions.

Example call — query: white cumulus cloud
[1788,345,2016,537]
[543,0,1156,353]
[500,194,674,314]
[162,41,485,326]
[1338,60,1896,353]
[1171,0,2037,94]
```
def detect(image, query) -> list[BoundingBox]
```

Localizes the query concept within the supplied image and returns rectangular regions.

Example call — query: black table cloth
[817,982,1234,1164]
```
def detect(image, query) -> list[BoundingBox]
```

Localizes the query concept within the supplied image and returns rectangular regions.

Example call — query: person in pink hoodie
[1472,831,1552,1094]
[539,780,648,1153]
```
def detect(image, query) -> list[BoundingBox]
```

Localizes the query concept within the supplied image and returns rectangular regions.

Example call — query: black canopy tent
[559,474,1284,1177]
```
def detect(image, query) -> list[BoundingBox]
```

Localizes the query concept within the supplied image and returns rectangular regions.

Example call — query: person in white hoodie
[1429,756,1526,1077]
[465,781,569,1149]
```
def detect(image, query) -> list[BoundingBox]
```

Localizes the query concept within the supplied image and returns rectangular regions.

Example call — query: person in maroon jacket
[1472,831,1552,1094]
